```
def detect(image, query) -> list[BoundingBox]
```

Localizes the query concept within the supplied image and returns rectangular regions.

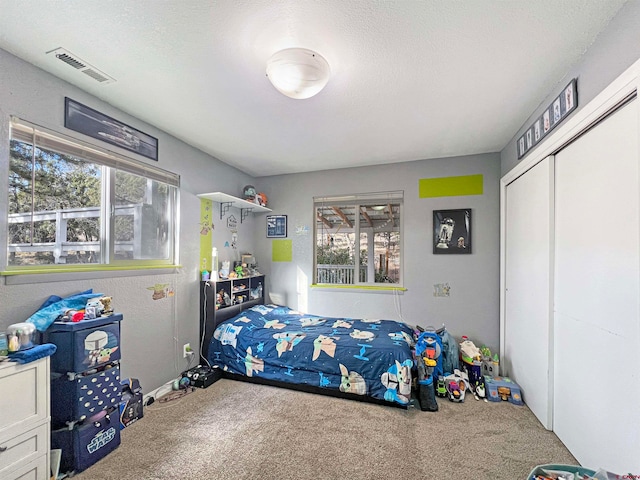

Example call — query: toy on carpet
[442,369,471,403]
[459,337,482,362]
[480,346,499,378]
[415,355,438,411]
[459,337,483,387]
[447,379,464,402]
[414,330,443,412]
[473,376,488,402]
[436,376,447,398]
[484,375,523,405]
[415,331,443,379]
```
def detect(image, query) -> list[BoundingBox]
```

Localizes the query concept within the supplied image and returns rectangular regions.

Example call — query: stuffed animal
[86,298,104,317]
[99,296,113,315]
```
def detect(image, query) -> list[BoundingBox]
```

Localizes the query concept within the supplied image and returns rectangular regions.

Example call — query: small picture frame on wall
[517,78,578,160]
[433,209,471,254]
[267,215,287,238]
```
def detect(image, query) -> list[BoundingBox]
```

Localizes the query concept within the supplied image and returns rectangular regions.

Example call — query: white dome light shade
[266,48,331,99]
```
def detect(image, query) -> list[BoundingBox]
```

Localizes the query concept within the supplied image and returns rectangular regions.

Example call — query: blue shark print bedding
[208,304,415,405]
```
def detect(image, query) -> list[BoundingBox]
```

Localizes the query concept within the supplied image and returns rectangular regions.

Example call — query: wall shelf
[197,192,271,222]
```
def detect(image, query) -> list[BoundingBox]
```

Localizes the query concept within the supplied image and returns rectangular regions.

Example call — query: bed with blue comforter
[207,304,415,406]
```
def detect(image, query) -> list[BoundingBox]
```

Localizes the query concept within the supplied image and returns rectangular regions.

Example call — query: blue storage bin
[51,364,121,428]
[43,314,122,374]
[51,410,121,474]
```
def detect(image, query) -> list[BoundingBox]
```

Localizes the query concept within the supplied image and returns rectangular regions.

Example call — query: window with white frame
[7,118,179,269]
[314,192,403,286]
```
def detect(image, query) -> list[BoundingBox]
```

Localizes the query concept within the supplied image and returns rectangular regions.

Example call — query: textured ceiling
[0,0,627,176]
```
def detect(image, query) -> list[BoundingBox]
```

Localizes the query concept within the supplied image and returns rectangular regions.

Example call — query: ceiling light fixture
[266,48,330,99]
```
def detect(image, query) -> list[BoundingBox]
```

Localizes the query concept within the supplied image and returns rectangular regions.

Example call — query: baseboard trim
[144,379,176,405]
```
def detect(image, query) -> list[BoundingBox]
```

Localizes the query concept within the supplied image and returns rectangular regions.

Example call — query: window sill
[1,265,182,285]
[310,284,406,292]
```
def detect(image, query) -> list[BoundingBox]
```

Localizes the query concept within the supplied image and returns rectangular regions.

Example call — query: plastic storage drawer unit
[51,411,121,474]
[43,314,122,374]
[51,364,121,429]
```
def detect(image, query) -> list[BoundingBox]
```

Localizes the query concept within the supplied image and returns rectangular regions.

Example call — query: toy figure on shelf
[218,289,231,307]
[235,265,244,278]
[243,185,257,201]
[255,192,268,207]
[219,261,230,279]
[216,291,223,309]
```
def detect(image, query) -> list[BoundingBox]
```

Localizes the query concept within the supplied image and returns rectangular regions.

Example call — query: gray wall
[0,48,260,393]
[257,153,501,350]
[501,0,640,175]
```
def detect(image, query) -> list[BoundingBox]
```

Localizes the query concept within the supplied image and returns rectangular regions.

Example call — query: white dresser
[0,357,50,480]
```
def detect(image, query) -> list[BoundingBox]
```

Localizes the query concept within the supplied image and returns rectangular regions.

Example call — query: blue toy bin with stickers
[51,409,121,474]
[50,364,121,429]
[43,314,122,374]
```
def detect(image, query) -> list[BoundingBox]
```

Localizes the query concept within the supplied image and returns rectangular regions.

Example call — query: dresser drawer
[0,424,48,479]
[0,359,49,440]
[0,452,48,480]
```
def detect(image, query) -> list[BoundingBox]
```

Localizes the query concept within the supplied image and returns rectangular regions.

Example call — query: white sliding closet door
[504,156,554,430]
[554,99,640,472]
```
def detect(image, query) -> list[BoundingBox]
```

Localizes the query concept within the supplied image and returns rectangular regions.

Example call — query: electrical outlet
[183,343,193,358]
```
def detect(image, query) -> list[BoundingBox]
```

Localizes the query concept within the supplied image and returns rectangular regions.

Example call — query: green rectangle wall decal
[419,174,483,198]
[272,239,292,262]
[200,199,213,271]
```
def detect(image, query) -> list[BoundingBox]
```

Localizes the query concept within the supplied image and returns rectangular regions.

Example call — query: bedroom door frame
[499,57,640,423]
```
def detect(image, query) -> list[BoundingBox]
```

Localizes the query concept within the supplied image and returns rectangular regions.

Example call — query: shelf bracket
[240,207,253,223]
[220,202,232,219]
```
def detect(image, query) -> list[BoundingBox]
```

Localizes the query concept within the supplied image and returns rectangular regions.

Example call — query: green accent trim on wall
[0,264,182,276]
[272,239,293,262]
[310,284,407,291]
[200,198,214,271]
[418,174,483,198]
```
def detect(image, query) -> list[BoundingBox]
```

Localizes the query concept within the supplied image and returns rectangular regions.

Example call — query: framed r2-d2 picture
[433,209,471,254]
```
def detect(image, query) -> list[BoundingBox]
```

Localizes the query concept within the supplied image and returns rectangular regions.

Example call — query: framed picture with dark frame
[433,209,471,254]
[267,215,288,238]
[64,97,159,161]
[517,78,578,159]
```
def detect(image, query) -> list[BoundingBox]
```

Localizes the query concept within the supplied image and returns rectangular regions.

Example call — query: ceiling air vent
[46,47,115,84]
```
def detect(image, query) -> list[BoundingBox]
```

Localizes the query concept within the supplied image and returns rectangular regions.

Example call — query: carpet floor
[74,379,577,479]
